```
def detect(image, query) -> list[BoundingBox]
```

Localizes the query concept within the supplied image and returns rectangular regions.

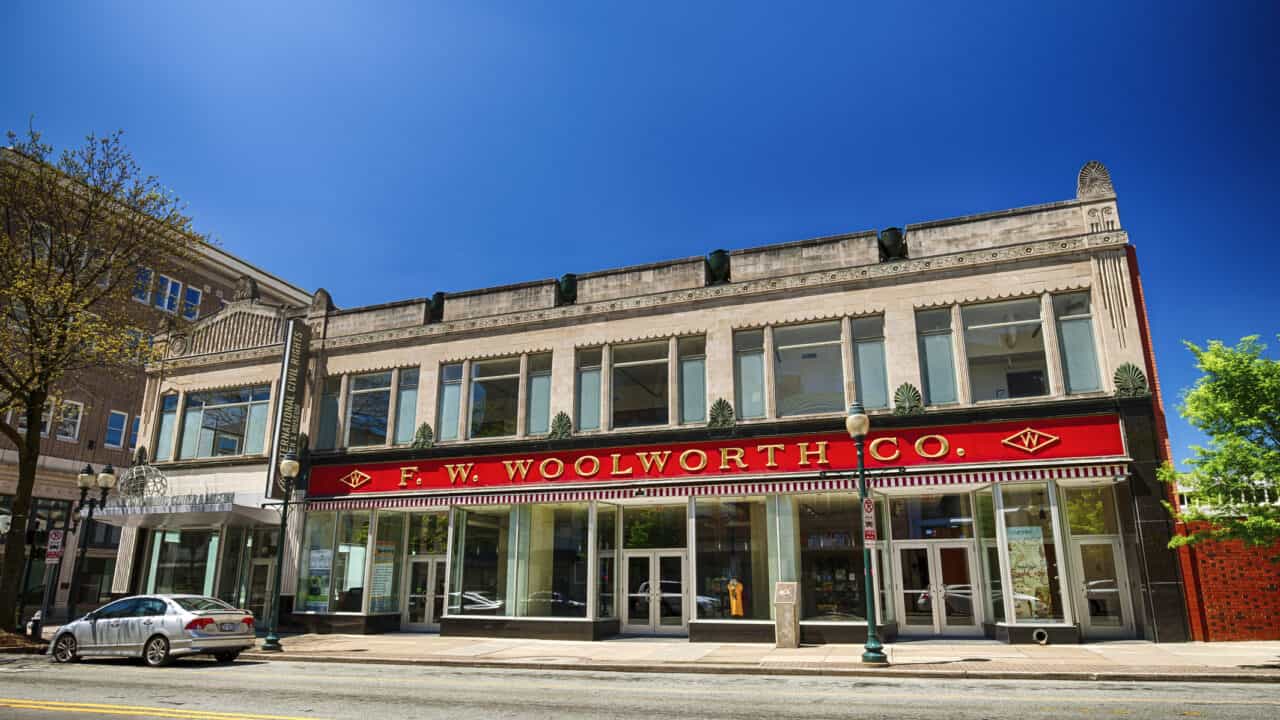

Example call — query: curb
[238,652,1280,684]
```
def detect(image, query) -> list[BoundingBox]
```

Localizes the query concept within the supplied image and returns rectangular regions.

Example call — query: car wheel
[51,634,79,663]
[143,635,172,667]
[213,651,239,664]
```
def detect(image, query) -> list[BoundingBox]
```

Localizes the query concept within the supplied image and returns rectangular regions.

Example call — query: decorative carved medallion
[338,469,371,490]
[1001,427,1060,454]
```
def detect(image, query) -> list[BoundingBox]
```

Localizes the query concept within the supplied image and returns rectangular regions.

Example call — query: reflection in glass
[1000,483,1066,621]
[333,512,370,612]
[520,503,589,617]
[890,494,974,540]
[797,494,866,621]
[598,505,617,618]
[695,498,769,620]
[449,507,511,616]
[622,506,686,549]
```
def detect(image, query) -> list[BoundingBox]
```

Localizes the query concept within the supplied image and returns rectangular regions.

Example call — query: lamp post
[846,402,888,665]
[260,451,299,653]
[67,464,116,622]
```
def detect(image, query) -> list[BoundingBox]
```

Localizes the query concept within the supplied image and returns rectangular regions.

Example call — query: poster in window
[1006,526,1051,618]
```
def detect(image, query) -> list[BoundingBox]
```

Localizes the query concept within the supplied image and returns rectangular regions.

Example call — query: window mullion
[762,326,777,419]
[516,354,529,439]
[386,368,400,448]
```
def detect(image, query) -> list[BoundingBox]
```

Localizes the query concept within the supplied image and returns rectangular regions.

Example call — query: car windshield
[171,597,235,612]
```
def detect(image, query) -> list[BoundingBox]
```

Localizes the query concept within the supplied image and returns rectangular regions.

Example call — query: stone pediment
[168,301,289,358]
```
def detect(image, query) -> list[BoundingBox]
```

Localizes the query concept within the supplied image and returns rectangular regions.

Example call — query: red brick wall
[1178,524,1280,641]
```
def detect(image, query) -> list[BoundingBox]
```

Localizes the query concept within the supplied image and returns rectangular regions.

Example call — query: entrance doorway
[895,542,983,635]
[1070,537,1133,638]
[403,556,447,631]
[621,551,687,634]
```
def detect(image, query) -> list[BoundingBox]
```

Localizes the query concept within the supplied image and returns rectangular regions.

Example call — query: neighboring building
[102,161,1190,643]
[0,208,310,622]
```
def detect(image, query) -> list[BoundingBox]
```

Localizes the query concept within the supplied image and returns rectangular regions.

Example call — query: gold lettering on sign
[445,463,476,485]
[797,441,829,466]
[503,459,535,481]
[610,453,634,476]
[679,448,708,472]
[540,457,565,480]
[574,455,600,477]
[757,444,785,468]
[636,450,671,473]
[869,437,901,462]
[914,434,950,459]
[719,447,747,470]
[399,466,418,488]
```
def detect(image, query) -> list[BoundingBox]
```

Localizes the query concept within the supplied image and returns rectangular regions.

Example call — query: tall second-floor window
[178,386,270,458]
[963,298,1048,402]
[678,337,707,424]
[315,377,341,450]
[394,368,419,444]
[155,394,179,461]
[916,309,957,405]
[526,353,553,435]
[437,364,463,441]
[347,372,392,447]
[471,358,520,438]
[852,316,888,410]
[612,341,668,428]
[1054,293,1102,393]
[734,330,765,419]
[182,286,203,321]
[775,321,844,417]
[105,411,128,449]
[575,349,602,431]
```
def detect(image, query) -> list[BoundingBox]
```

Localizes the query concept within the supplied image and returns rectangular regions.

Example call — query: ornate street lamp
[846,403,888,665]
[260,451,300,653]
[67,464,116,621]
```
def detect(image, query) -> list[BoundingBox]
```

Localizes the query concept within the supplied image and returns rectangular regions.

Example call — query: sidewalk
[241,633,1280,683]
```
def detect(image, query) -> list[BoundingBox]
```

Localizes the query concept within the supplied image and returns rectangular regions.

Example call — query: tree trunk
[0,393,47,632]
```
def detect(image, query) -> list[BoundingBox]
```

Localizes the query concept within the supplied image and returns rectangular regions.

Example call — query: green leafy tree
[0,125,204,630]
[1161,336,1280,554]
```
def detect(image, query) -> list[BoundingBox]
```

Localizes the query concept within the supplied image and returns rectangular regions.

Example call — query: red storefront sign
[308,414,1125,498]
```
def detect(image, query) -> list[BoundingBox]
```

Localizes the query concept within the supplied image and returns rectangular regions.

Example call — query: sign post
[45,529,64,560]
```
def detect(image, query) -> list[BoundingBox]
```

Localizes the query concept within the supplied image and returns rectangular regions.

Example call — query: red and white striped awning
[305,463,1128,511]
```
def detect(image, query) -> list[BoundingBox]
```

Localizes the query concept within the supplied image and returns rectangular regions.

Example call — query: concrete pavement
[239,633,1280,683]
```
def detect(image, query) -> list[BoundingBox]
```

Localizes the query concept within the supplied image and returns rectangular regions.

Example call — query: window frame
[104,410,129,449]
[961,297,1050,403]
[772,320,845,418]
[610,340,670,429]
[915,308,959,406]
[55,401,84,442]
[468,357,522,439]
[133,267,153,305]
[851,315,889,411]
[345,371,394,448]
[177,386,271,459]
[1052,292,1103,395]
[182,285,203,321]
[153,274,181,314]
[437,363,464,441]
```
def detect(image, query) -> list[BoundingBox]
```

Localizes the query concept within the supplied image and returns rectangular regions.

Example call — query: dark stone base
[285,612,401,634]
[689,622,898,644]
[441,616,619,641]
[994,624,1081,645]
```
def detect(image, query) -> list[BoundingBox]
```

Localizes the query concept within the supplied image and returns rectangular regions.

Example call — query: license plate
[219,623,236,632]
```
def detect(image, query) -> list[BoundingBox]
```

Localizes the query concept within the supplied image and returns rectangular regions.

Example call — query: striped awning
[304,462,1128,511]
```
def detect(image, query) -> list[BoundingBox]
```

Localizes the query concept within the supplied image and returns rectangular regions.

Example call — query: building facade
[103,161,1190,644]
[0,215,310,623]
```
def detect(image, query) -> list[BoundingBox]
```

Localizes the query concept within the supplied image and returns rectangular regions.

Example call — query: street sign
[862,498,877,542]
[45,529,64,560]
[862,498,875,516]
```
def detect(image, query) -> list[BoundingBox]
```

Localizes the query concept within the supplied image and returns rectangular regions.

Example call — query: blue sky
[5,1,1277,464]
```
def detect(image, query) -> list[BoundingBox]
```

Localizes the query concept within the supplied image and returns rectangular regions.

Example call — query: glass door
[621,551,687,634]
[246,560,273,622]
[403,556,446,631]
[895,542,982,635]
[1071,538,1132,638]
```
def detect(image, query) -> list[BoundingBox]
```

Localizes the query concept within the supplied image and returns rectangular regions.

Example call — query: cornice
[912,281,1092,310]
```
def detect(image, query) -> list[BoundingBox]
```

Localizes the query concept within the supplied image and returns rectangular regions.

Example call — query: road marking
[0,698,324,720]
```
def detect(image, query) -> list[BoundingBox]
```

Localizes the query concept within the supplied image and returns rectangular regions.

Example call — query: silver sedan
[49,594,256,667]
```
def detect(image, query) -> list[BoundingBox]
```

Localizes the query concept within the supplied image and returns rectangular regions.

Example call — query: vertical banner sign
[266,318,310,499]
[862,498,877,542]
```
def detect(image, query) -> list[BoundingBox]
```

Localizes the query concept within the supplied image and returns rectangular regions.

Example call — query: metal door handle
[142,620,153,625]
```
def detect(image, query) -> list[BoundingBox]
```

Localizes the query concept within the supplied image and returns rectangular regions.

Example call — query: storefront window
[975,489,1005,623]
[575,348,602,431]
[298,512,336,612]
[775,321,843,417]
[449,506,512,616]
[852,316,888,410]
[734,330,765,419]
[597,504,618,618]
[963,298,1049,401]
[332,512,370,612]
[217,526,247,605]
[437,363,463,441]
[471,358,520,438]
[394,368,420,444]
[178,386,270,458]
[526,353,553,435]
[678,337,707,424]
[916,308,957,405]
[1000,483,1066,621]
[1053,293,1101,394]
[518,503,589,617]
[889,494,974,540]
[622,505,686,549]
[612,341,669,428]
[348,372,393,447]
[149,529,219,595]
[695,498,770,620]
[797,494,866,621]
[370,512,405,613]
[408,513,448,556]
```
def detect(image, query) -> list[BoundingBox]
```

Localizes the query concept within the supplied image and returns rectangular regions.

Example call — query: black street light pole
[260,451,300,653]
[847,402,888,665]
[67,464,116,623]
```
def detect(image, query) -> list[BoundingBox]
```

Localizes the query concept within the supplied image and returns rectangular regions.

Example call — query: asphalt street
[1,654,1278,719]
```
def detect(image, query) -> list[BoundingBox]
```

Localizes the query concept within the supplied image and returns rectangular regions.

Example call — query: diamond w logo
[1001,428,1060,454]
